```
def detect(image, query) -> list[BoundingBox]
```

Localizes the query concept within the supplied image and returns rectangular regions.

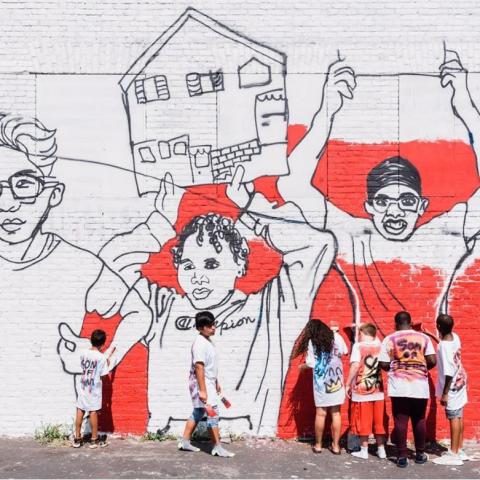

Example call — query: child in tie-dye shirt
[346,323,387,460]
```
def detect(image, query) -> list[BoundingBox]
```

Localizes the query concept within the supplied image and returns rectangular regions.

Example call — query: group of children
[293,311,469,467]
[72,310,469,468]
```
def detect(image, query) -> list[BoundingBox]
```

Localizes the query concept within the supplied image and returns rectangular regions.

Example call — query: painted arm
[99,172,182,301]
[440,48,480,169]
[57,265,153,373]
[227,166,336,374]
[277,57,356,228]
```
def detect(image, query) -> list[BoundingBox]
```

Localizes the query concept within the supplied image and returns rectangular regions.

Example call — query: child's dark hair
[172,213,249,275]
[359,323,377,337]
[195,311,215,330]
[292,319,334,358]
[395,310,412,327]
[91,329,107,348]
[436,314,454,336]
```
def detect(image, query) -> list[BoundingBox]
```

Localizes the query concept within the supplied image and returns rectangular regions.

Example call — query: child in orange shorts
[346,323,388,459]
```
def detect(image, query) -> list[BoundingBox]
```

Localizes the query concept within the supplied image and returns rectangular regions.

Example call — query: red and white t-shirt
[350,338,384,402]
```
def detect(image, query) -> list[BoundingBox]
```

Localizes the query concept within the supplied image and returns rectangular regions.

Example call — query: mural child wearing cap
[278,51,480,335]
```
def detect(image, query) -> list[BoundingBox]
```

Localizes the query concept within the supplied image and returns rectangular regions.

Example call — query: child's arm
[346,362,360,398]
[440,375,453,406]
[195,362,208,404]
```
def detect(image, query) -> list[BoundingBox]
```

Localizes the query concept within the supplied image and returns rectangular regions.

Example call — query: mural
[1,6,480,439]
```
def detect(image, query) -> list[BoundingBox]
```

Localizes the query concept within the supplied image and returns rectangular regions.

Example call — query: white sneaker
[351,450,368,460]
[211,445,235,457]
[458,449,471,461]
[177,440,200,452]
[433,451,463,466]
[377,446,387,459]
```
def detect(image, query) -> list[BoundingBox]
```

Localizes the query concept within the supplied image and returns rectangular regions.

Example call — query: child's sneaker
[376,445,387,459]
[433,451,463,466]
[89,437,108,449]
[211,445,235,457]
[414,452,429,464]
[351,449,368,460]
[458,449,471,461]
[71,437,83,448]
[177,440,200,452]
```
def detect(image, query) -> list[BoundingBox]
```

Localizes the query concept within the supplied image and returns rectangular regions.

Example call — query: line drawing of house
[119,7,288,194]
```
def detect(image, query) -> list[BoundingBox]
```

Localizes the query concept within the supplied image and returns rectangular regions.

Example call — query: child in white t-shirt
[72,329,109,449]
[433,314,469,466]
[178,311,234,458]
[293,319,348,454]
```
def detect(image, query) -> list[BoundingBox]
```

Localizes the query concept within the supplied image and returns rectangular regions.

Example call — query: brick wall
[1,0,480,440]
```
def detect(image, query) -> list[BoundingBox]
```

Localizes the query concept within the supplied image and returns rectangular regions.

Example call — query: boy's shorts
[445,407,464,420]
[189,406,219,428]
[350,400,388,437]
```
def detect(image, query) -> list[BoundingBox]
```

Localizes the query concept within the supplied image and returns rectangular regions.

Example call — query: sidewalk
[1,437,479,479]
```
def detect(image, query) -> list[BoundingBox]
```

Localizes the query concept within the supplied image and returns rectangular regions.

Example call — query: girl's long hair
[292,319,334,358]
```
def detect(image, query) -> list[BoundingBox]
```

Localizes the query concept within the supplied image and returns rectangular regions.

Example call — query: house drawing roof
[119,7,286,92]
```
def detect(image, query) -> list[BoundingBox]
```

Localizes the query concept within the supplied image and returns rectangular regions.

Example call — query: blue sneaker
[397,457,408,468]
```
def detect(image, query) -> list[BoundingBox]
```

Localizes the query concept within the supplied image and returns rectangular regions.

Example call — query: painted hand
[57,322,90,374]
[440,48,472,119]
[145,284,176,344]
[323,56,357,118]
[226,165,254,210]
[155,172,184,227]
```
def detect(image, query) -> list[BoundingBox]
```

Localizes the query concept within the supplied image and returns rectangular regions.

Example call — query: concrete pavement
[1,437,479,479]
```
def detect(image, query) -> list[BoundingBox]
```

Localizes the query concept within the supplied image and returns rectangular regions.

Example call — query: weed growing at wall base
[34,424,72,446]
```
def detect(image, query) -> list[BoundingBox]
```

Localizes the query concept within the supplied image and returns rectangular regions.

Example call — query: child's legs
[391,397,409,458]
[75,408,85,439]
[314,407,327,449]
[459,415,464,450]
[446,408,464,453]
[373,400,387,447]
[409,398,427,454]
[183,408,204,440]
[330,405,342,450]
[356,401,374,448]
[206,406,220,446]
[449,418,461,453]
[89,411,99,440]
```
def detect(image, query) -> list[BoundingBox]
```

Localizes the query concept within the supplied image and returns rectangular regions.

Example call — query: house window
[195,152,210,168]
[134,76,170,103]
[158,141,171,159]
[173,142,187,155]
[135,79,146,104]
[238,57,271,88]
[154,75,170,100]
[139,146,156,163]
[186,70,224,97]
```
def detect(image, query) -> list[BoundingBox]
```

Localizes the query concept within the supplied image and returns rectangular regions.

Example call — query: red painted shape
[80,312,148,434]
[92,125,480,439]
[312,139,479,224]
